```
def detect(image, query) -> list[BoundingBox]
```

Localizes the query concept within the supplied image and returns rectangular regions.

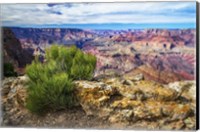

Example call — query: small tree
[26,45,97,114]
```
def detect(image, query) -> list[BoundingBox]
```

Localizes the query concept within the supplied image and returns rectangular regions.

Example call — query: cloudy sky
[1,2,196,29]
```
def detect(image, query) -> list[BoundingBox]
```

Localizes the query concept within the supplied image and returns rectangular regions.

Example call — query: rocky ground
[1,74,196,130]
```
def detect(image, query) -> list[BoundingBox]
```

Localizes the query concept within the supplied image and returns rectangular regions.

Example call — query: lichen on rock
[74,75,196,130]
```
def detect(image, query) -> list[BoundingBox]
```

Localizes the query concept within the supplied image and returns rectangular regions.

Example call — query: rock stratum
[3,27,196,83]
[1,75,196,130]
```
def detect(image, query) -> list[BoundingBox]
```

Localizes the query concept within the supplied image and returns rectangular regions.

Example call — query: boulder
[121,79,134,86]
[108,80,179,101]
[168,81,196,101]
[1,77,16,96]
[74,80,116,116]
[124,73,144,81]
[74,77,196,129]
[1,76,29,126]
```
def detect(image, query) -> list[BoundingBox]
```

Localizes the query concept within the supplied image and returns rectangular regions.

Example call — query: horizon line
[2,23,196,30]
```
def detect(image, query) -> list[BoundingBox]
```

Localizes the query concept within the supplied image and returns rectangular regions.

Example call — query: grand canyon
[1,27,197,129]
[1,2,197,130]
[1,26,197,130]
[3,27,196,83]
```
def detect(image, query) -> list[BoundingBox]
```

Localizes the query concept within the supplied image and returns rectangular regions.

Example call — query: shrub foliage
[26,45,97,114]
[3,62,17,77]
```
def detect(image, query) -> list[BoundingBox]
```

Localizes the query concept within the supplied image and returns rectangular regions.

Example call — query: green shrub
[3,62,17,77]
[70,49,97,80]
[25,45,97,114]
[45,45,97,80]
[26,72,75,113]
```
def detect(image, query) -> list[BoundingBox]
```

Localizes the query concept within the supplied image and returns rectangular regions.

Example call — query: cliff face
[109,29,195,48]
[11,27,95,48]
[3,28,34,74]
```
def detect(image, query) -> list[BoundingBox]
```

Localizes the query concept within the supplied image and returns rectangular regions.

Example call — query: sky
[1,2,197,29]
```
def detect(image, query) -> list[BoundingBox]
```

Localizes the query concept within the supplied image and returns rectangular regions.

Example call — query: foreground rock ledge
[1,75,196,130]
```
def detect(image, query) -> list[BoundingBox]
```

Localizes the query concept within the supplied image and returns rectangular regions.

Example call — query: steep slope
[3,28,33,74]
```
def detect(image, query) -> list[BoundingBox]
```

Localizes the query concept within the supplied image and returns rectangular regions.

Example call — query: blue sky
[1,2,196,29]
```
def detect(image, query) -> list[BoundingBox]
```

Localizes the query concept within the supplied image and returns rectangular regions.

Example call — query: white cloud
[0,2,196,26]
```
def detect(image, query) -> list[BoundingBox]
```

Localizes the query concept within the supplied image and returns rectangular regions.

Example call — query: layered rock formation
[11,27,96,49]
[3,27,196,82]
